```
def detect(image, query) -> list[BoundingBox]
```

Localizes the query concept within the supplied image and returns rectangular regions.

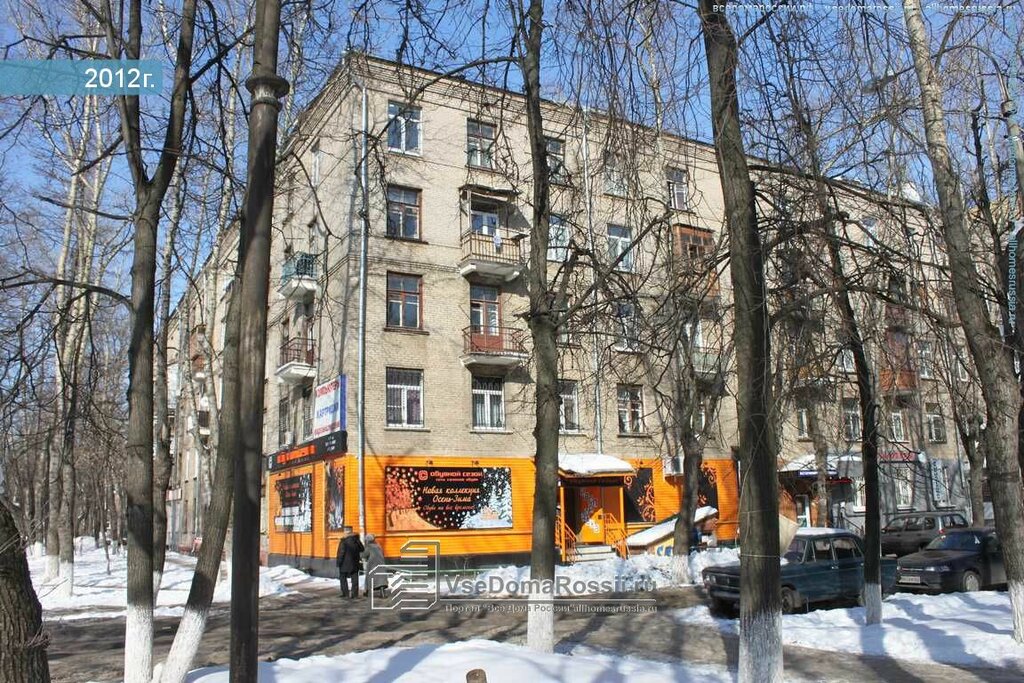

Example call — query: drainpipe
[356,80,369,536]
[581,107,604,455]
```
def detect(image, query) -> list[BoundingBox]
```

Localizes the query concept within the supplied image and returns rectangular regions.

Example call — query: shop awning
[558,452,635,478]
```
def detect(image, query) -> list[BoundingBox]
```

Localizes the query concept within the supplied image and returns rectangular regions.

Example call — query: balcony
[460,326,529,369]
[885,304,912,330]
[458,228,524,282]
[279,252,319,301]
[880,367,917,394]
[276,337,316,384]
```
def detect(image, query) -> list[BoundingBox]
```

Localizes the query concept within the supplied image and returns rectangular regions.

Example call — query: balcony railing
[880,367,917,393]
[885,304,911,330]
[279,337,316,367]
[281,252,318,283]
[462,325,528,357]
[458,228,525,281]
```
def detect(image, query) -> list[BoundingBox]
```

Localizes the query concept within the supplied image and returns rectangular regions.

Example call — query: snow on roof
[626,507,719,547]
[558,452,634,476]
[794,527,852,538]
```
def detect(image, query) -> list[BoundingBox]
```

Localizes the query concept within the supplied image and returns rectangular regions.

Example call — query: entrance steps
[573,544,619,563]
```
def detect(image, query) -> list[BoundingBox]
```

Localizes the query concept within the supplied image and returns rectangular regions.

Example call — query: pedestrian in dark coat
[361,534,387,598]
[336,527,364,598]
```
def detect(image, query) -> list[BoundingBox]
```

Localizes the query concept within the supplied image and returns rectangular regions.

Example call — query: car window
[810,539,833,562]
[927,531,983,551]
[784,538,807,563]
[953,515,968,527]
[904,518,922,531]
[883,519,905,532]
[921,517,936,530]
[985,534,1001,554]
[833,537,861,560]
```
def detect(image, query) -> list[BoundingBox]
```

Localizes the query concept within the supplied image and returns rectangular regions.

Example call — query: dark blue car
[895,527,1005,593]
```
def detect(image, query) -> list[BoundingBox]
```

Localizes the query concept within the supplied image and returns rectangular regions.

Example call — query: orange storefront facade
[266,443,740,574]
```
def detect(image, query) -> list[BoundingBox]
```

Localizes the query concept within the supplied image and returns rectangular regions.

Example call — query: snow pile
[673,591,1024,668]
[28,544,334,619]
[557,452,634,476]
[183,639,735,682]
[625,507,718,548]
[687,547,740,584]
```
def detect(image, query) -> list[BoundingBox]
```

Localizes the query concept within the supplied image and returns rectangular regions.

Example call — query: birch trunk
[904,0,1024,642]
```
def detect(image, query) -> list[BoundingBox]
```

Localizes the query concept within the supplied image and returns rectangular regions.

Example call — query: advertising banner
[325,461,345,530]
[313,375,346,438]
[274,473,312,532]
[385,466,513,531]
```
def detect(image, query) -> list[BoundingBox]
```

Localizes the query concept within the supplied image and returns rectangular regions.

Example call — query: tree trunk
[518,0,558,654]
[1,496,51,682]
[157,287,239,683]
[807,403,830,526]
[904,0,1024,642]
[698,2,781,679]
[230,0,287,677]
[963,432,986,527]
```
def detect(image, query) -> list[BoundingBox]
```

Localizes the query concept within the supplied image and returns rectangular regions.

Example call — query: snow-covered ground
[183,640,736,682]
[28,538,334,620]
[444,547,741,597]
[674,591,1024,668]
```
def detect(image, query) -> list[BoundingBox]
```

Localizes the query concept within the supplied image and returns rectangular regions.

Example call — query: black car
[881,511,969,557]
[895,527,1005,593]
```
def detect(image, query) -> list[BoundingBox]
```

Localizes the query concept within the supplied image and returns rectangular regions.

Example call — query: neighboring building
[165,53,972,571]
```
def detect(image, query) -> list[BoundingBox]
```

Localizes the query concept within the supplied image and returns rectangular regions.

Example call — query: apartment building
[165,53,973,570]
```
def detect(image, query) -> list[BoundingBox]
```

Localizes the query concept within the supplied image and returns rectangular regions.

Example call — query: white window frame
[894,465,914,508]
[472,376,505,430]
[838,348,855,373]
[558,379,580,433]
[467,119,496,169]
[842,400,861,441]
[684,319,704,349]
[667,166,689,210]
[548,214,569,261]
[918,341,934,379]
[796,406,810,439]
[616,384,645,434]
[604,152,627,195]
[608,224,634,272]
[387,101,422,154]
[386,368,424,428]
[890,410,907,442]
[926,405,946,443]
[615,301,639,352]
[692,405,707,435]
[546,137,567,183]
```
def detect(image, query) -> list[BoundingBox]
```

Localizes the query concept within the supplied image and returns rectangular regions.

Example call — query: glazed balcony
[276,337,316,384]
[460,325,529,369]
[458,228,524,282]
[880,367,918,394]
[279,252,319,301]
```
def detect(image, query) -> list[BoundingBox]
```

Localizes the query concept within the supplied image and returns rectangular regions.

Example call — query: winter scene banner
[325,461,345,530]
[274,473,312,533]
[384,466,513,531]
[313,374,346,438]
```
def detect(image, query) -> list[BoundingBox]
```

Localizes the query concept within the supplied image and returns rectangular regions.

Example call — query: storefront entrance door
[575,487,623,544]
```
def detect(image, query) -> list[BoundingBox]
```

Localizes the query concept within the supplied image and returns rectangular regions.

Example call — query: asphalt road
[44,586,1024,682]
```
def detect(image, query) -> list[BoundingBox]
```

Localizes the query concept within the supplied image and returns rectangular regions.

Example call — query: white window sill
[385,426,429,432]
[560,430,586,436]
[470,428,512,434]
[388,148,422,158]
[617,432,650,439]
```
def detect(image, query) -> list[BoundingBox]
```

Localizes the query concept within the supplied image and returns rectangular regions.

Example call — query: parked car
[895,527,1005,593]
[702,528,897,615]
[880,511,969,557]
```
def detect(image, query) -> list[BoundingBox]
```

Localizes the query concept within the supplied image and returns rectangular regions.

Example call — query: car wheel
[781,587,802,615]
[961,570,981,592]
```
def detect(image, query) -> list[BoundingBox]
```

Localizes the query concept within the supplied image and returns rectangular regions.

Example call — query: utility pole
[230,0,287,679]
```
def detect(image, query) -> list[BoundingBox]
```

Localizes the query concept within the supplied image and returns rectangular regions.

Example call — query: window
[472,376,505,430]
[673,225,714,261]
[795,495,812,528]
[604,152,627,195]
[883,518,905,532]
[548,214,569,261]
[278,396,291,446]
[667,166,689,209]
[931,460,949,505]
[894,467,914,508]
[890,410,906,442]
[832,537,861,560]
[842,398,861,441]
[387,101,421,153]
[311,140,322,186]
[386,186,421,240]
[614,301,639,351]
[546,137,567,183]
[918,341,935,379]
[301,386,313,439]
[921,516,936,530]
[683,319,704,348]
[386,273,422,329]
[470,285,501,335]
[467,119,496,168]
[471,199,501,235]
[386,368,424,427]
[926,404,946,443]
[608,224,634,272]
[617,384,645,434]
[692,405,707,435]
[558,380,580,432]
[838,348,855,373]
[796,406,810,439]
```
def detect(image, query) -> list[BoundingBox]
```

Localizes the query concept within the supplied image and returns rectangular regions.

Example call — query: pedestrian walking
[336,526,364,599]
[361,533,387,599]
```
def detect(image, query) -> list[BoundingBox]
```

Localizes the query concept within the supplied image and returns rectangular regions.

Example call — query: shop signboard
[313,374,346,438]
[385,466,513,531]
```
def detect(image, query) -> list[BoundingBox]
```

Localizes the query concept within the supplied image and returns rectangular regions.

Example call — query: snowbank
[28,544,334,618]
[183,639,735,682]
[673,591,1024,668]
[686,547,740,583]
